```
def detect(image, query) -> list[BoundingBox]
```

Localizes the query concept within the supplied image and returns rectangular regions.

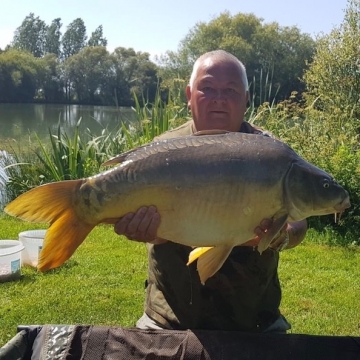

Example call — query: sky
[0,0,349,59]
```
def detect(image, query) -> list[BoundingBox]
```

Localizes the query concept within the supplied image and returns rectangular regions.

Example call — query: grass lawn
[0,214,359,346]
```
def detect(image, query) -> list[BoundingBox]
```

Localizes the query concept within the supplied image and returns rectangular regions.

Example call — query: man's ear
[186,85,191,108]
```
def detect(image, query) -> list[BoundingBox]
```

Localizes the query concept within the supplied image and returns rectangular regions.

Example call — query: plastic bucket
[0,240,24,282]
[19,230,46,268]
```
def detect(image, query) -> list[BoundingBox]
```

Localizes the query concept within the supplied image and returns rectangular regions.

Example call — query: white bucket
[0,240,24,282]
[19,230,46,268]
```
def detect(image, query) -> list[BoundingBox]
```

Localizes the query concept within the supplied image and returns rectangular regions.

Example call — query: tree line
[0,12,317,106]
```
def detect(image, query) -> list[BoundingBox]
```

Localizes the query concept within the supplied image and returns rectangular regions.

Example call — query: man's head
[186,50,249,132]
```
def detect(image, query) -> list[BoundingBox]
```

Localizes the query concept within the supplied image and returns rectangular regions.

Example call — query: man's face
[186,59,249,132]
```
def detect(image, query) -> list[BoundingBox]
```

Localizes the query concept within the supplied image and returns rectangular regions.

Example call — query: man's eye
[225,88,236,94]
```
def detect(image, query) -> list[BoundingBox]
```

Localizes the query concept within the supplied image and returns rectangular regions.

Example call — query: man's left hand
[241,219,287,247]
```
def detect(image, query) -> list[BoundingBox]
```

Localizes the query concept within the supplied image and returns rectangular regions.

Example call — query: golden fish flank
[4,132,351,283]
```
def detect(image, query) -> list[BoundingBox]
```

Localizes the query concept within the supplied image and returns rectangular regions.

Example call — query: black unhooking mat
[1,325,360,360]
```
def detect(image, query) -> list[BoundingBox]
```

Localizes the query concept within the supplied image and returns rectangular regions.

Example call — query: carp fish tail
[4,180,94,272]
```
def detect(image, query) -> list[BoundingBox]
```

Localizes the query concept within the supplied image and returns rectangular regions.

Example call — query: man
[115,50,307,332]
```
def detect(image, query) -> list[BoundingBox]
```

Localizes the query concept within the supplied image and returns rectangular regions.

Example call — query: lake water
[0,103,137,144]
[0,103,137,207]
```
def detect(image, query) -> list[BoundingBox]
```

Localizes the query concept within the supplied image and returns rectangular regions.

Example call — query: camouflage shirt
[144,120,282,332]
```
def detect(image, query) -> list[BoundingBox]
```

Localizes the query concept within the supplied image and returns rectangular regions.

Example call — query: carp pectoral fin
[191,245,233,285]
[187,246,214,265]
[4,180,94,272]
[257,213,288,254]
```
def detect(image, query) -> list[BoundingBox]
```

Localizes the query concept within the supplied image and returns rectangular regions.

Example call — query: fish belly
[94,179,283,248]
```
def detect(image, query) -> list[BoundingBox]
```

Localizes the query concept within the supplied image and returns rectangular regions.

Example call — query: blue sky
[0,0,349,58]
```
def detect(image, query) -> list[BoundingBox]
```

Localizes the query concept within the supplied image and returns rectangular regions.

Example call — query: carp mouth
[334,196,351,223]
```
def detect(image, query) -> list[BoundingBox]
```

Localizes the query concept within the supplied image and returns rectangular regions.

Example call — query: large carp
[5,132,350,283]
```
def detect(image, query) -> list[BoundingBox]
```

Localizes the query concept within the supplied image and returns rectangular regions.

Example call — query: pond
[0,103,137,207]
[0,103,137,144]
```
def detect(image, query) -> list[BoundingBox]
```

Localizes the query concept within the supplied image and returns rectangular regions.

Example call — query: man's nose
[212,89,226,101]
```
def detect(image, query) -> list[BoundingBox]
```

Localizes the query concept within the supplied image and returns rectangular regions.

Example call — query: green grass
[280,230,360,336]
[0,214,359,347]
[0,214,147,346]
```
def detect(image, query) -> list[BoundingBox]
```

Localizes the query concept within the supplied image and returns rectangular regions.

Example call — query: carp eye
[323,179,330,188]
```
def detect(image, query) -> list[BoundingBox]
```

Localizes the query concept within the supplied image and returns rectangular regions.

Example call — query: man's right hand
[114,206,167,244]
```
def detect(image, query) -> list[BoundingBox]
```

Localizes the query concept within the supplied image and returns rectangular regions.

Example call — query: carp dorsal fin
[101,146,144,166]
[102,153,129,166]
[102,130,229,166]
[102,129,230,167]
[257,213,288,254]
[193,129,230,136]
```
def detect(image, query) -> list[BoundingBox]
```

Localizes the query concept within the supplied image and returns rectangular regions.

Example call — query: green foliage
[1,141,46,202]
[36,53,64,102]
[158,11,316,104]
[0,49,41,102]
[0,45,159,106]
[109,47,159,107]
[45,18,62,57]
[35,121,89,181]
[246,68,280,118]
[303,0,360,121]
[298,0,360,239]
[63,46,113,103]
[61,18,87,59]
[3,13,161,106]
[88,25,107,47]
[12,13,47,58]
[129,90,190,144]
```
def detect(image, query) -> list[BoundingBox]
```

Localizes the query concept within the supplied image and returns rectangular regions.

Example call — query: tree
[303,0,360,120]
[158,12,316,104]
[88,25,107,47]
[45,18,62,57]
[130,55,159,104]
[12,13,47,58]
[0,49,40,102]
[37,53,64,102]
[63,46,112,103]
[108,47,159,106]
[250,23,315,103]
[61,18,87,59]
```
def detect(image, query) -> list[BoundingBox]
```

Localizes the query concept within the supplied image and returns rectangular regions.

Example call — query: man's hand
[239,219,277,247]
[252,218,307,250]
[114,206,167,244]
[243,219,288,248]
